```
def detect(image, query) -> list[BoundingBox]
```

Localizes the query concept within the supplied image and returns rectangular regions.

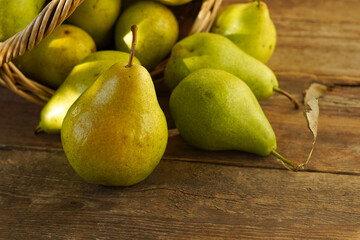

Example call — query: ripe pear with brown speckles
[61,27,168,186]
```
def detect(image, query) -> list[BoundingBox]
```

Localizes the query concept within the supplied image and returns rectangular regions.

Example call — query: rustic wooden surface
[1,0,360,239]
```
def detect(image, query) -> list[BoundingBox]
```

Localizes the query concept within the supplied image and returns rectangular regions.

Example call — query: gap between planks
[274,71,360,87]
[2,144,360,177]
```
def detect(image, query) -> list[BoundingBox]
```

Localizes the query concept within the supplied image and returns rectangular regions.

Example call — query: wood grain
[1,149,360,239]
[1,0,360,239]
[157,0,360,81]
[222,0,360,78]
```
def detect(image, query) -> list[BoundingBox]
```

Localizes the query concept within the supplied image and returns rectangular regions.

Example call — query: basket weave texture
[0,0,222,105]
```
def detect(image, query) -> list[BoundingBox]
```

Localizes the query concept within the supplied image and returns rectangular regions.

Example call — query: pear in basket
[67,0,122,49]
[14,24,96,89]
[0,0,46,41]
[114,1,179,71]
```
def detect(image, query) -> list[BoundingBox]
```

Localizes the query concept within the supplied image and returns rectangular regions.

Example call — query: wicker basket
[0,0,223,105]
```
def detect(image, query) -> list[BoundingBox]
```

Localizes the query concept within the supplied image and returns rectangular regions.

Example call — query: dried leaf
[301,83,327,168]
[304,83,328,104]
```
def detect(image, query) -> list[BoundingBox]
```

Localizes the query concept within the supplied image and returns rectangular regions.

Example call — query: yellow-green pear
[164,32,299,108]
[0,0,45,41]
[14,24,96,88]
[114,1,179,71]
[61,26,168,186]
[170,68,298,170]
[37,51,141,134]
[67,0,122,49]
[211,0,276,63]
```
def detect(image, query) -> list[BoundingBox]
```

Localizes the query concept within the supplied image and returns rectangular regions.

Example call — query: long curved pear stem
[126,25,138,68]
[273,87,301,109]
[271,150,299,171]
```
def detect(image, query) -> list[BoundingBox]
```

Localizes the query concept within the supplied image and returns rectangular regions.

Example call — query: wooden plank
[268,21,360,78]
[268,0,360,77]
[1,148,359,239]
[0,86,62,149]
[221,0,360,78]
[267,0,360,22]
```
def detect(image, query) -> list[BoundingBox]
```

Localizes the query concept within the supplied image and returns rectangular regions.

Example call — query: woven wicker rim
[0,0,223,105]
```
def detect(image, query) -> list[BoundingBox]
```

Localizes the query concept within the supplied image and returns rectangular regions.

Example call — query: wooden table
[1,0,360,239]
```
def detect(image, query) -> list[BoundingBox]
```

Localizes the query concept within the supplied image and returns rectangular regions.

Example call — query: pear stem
[273,87,301,109]
[34,125,44,135]
[255,0,260,7]
[271,150,299,171]
[126,25,138,68]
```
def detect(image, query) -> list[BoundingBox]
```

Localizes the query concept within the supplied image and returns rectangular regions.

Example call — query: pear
[114,1,179,71]
[61,26,168,186]
[37,51,141,134]
[67,0,122,49]
[164,32,299,108]
[0,0,45,41]
[14,24,96,88]
[169,68,298,170]
[211,0,276,63]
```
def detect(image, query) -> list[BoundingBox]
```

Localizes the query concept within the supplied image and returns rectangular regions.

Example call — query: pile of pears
[2,0,304,186]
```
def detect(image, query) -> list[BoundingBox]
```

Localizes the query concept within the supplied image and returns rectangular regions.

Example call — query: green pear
[14,24,96,88]
[61,26,168,186]
[211,0,276,63]
[170,68,298,169]
[37,51,141,134]
[0,0,45,41]
[67,0,122,49]
[114,1,179,71]
[164,32,299,108]
[165,32,276,99]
